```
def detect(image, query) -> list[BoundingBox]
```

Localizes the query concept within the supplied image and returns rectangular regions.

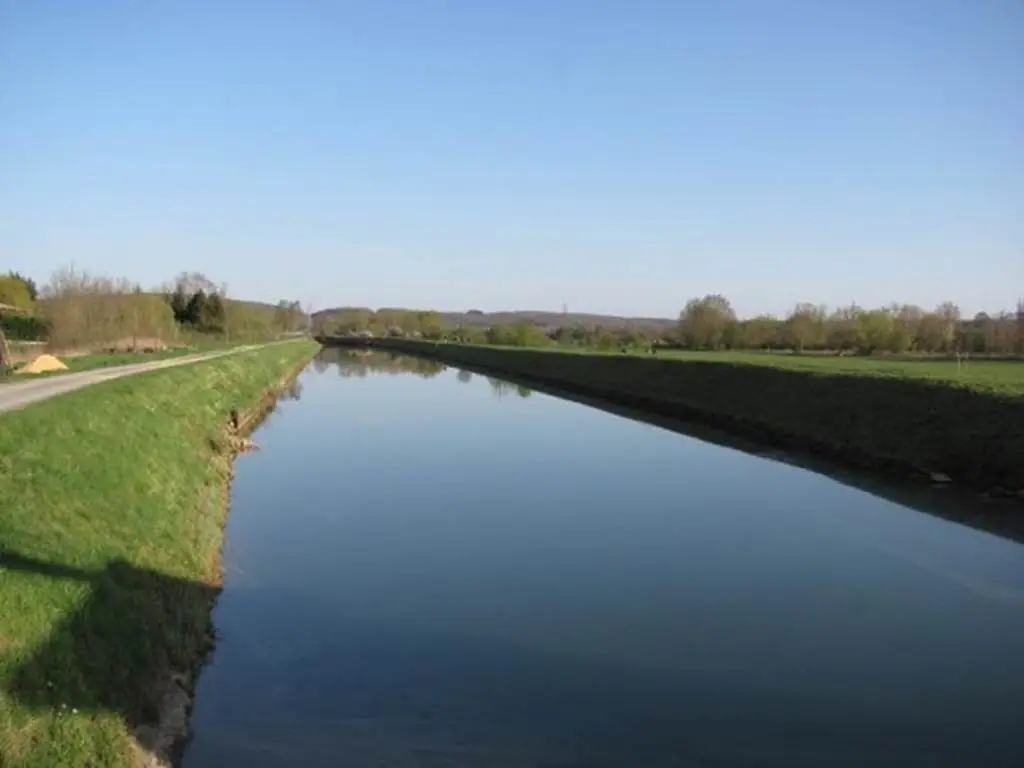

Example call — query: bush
[0,312,50,341]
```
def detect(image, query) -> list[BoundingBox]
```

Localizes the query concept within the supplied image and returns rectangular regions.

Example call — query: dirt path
[0,345,266,414]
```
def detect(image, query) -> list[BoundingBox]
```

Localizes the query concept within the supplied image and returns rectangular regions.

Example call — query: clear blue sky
[2,0,1021,318]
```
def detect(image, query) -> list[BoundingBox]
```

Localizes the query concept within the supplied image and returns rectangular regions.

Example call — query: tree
[512,322,549,347]
[201,292,226,333]
[741,315,780,350]
[855,310,894,354]
[173,271,218,299]
[6,271,38,302]
[485,325,516,346]
[678,295,736,349]
[0,276,33,311]
[40,265,178,350]
[936,301,961,352]
[915,312,947,353]
[785,303,827,353]
[888,304,924,353]
[594,326,618,350]
[417,311,445,340]
[184,290,207,327]
[169,284,190,323]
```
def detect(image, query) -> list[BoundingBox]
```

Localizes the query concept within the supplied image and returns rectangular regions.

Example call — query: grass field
[367,339,1024,495]
[543,346,1024,397]
[0,339,319,767]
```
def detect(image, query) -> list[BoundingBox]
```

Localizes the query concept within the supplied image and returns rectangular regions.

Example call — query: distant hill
[313,307,676,331]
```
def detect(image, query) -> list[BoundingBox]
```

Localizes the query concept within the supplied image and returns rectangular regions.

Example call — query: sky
[1,0,1021,319]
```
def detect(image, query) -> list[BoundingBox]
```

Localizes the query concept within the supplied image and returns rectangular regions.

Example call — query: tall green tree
[786,303,827,353]
[5,271,38,302]
[678,295,736,349]
[0,276,33,311]
[201,292,226,333]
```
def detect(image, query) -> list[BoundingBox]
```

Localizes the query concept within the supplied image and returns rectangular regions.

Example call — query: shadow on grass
[1,549,219,759]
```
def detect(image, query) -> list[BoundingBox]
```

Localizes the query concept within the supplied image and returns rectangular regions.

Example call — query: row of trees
[674,295,1024,356]
[1,266,310,349]
[313,307,447,339]
[42,267,181,350]
[319,296,1024,357]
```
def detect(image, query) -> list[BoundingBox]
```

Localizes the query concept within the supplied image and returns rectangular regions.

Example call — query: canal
[183,348,1024,767]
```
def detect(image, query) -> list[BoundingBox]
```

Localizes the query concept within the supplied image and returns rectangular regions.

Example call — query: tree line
[671,295,1024,357]
[318,296,1024,357]
[0,266,309,349]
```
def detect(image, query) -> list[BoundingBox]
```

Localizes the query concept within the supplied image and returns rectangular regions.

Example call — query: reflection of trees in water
[487,377,513,399]
[278,378,303,401]
[313,348,533,396]
[486,377,532,399]
[312,355,330,375]
[315,347,448,379]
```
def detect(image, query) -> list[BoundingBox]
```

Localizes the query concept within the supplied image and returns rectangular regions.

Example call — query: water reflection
[314,348,534,398]
[486,376,534,399]
[184,350,1024,767]
[278,377,303,402]
[315,347,448,379]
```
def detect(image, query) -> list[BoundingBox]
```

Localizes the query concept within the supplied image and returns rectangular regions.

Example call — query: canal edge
[135,343,320,768]
[356,339,1024,505]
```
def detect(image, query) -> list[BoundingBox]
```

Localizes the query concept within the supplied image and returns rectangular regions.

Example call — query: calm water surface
[184,349,1024,767]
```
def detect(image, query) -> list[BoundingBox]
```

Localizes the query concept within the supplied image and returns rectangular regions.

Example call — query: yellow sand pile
[16,354,69,375]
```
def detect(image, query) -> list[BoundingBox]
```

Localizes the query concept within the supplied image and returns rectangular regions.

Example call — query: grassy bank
[0,339,319,767]
[578,347,1024,397]
[366,339,1024,496]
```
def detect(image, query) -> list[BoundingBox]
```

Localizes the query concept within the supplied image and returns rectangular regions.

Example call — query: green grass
[0,339,319,767]
[654,349,1023,396]
[61,348,196,372]
[533,345,1024,397]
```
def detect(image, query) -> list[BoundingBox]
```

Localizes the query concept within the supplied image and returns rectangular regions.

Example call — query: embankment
[365,339,1024,497]
[0,339,319,768]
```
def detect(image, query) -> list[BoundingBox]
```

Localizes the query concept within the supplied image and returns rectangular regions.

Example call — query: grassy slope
[376,340,1024,493]
[0,340,318,767]
[544,346,1024,397]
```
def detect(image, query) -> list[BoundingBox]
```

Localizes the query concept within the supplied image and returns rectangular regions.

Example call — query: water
[184,349,1024,767]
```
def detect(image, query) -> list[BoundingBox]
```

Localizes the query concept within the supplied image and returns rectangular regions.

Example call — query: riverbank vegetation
[364,339,1024,497]
[1,267,310,355]
[0,340,319,767]
[314,295,1024,359]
